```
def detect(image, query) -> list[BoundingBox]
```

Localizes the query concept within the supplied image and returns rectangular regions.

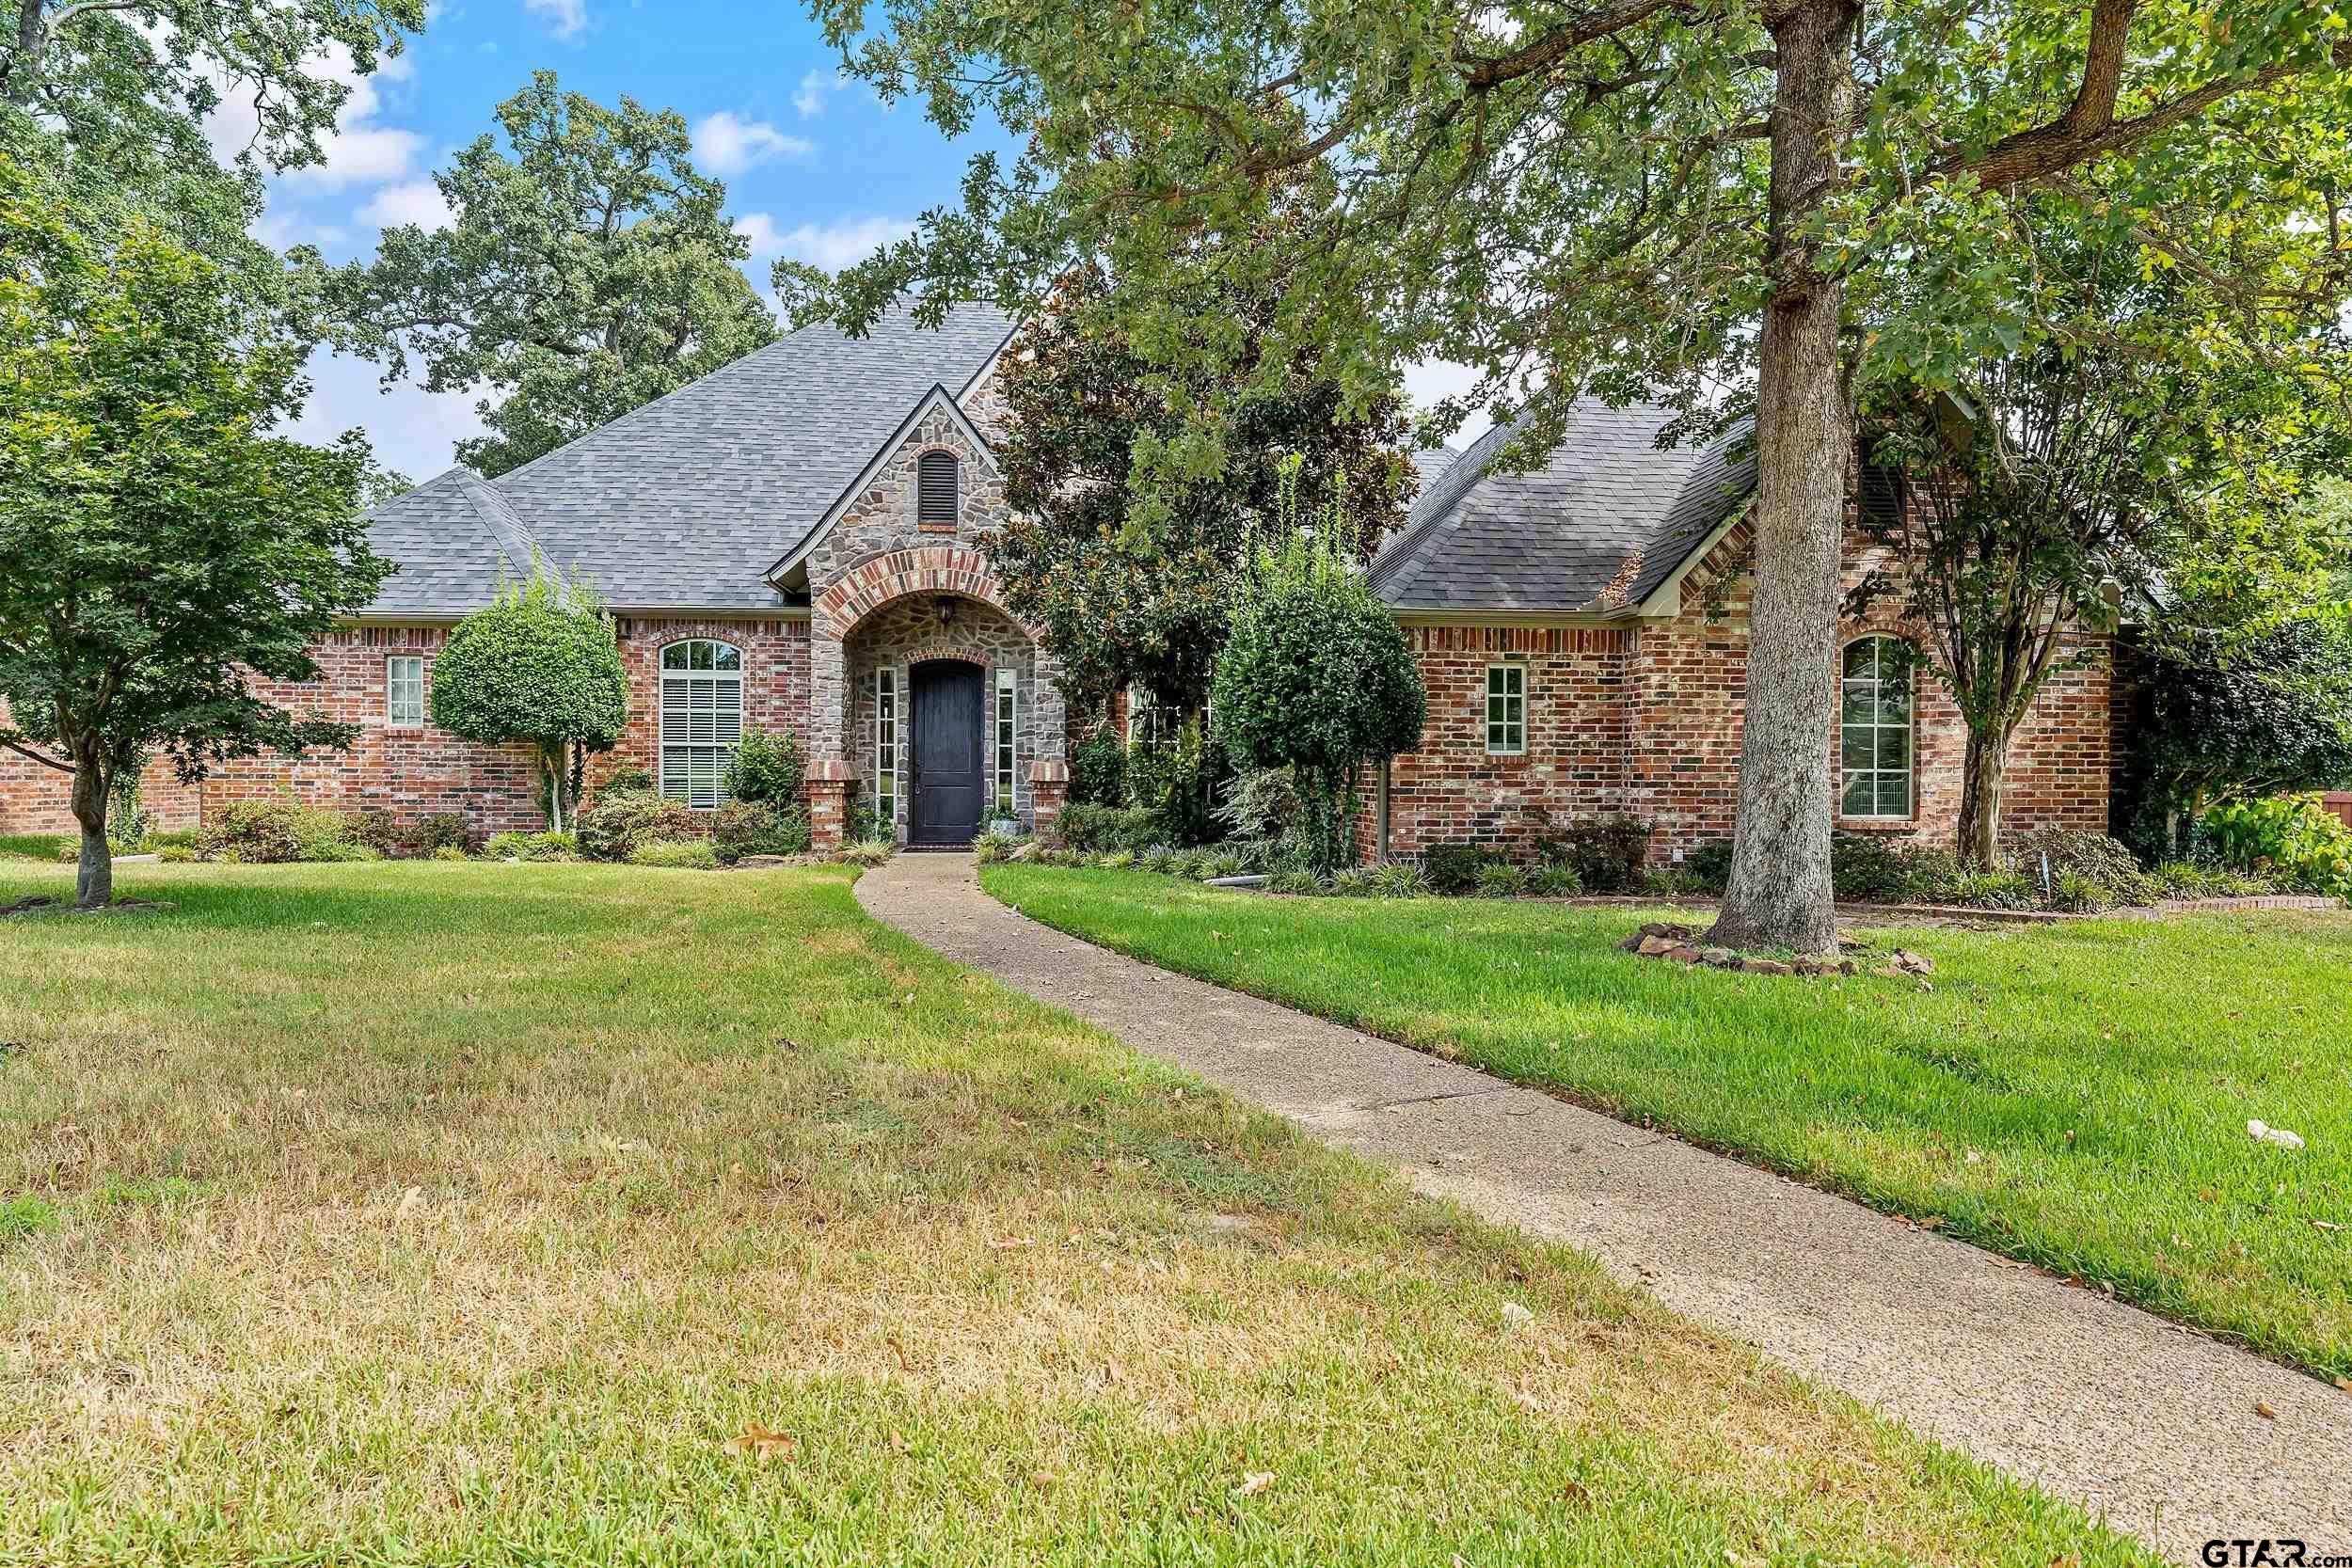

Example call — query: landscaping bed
[982,862,2352,1382]
[0,858,2149,1564]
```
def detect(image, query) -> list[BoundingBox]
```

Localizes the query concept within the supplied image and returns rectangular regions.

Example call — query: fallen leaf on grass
[2333,1377,2351,1394]
[723,1424,797,1462]
[989,1236,1035,1250]
[1234,1471,1274,1497]
[1562,1480,1594,1507]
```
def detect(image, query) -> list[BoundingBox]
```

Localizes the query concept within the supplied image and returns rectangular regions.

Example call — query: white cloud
[736,213,913,272]
[359,178,454,230]
[523,0,587,40]
[1402,359,1493,446]
[206,41,422,192]
[793,69,841,119]
[691,112,814,178]
[279,349,490,483]
[254,212,349,252]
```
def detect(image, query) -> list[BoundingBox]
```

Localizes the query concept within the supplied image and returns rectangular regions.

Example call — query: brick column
[806,758,855,851]
[1028,759,1070,843]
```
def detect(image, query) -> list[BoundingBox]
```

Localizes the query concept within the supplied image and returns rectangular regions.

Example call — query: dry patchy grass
[0,860,2151,1564]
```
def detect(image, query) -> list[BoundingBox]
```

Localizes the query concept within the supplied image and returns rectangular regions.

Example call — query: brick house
[1,305,2116,860]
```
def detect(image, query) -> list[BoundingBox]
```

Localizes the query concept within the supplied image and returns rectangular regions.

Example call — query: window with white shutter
[659,640,744,808]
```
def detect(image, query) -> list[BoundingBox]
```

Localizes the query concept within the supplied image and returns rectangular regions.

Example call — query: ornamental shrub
[722,727,803,807]
[431,568,628,833]
[1473,862,1530,898]
[710,800,811,863]
[628,837,720,870]
[1536,815,1653,893]
[1070,724,1128,807]
[1423,843,1510,895]
[1212,493,1424,872]
[197,798,375,863]
[576,788,698,863]
[2009,828,2158,907]
[2198,793,2352,899]
[485,830,578,862]
[1057,802,1159,853]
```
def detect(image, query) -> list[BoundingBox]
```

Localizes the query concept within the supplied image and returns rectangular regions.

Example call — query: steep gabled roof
[766,381,1005,585]
[355,302,1019,617]
[1370,402,1755,615]
[360,467,539,618]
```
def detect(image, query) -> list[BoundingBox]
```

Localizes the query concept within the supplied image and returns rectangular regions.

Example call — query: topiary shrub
[431,569,628,833]
[628,837,719,870]
[722,727,804,808]
[576,787,699,863]
[1212,499,1424,872]
[1423,842,1509,895]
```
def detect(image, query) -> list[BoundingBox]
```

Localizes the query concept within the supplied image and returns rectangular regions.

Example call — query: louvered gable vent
[917,451,961,527]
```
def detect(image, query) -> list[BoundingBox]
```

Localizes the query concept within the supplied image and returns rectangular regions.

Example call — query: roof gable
[765,381,1005,585]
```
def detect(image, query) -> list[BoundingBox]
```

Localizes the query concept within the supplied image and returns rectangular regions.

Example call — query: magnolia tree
[0,160,390,908]
[430,571,628,832]
[787,0,2352,952]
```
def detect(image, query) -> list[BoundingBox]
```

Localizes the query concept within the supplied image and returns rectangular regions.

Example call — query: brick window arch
[916,450,961,529]
[1840,635,1915,819]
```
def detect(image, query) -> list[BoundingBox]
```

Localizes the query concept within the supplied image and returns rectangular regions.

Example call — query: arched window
[916,450,960,528]
[1840,636,1914,819]
[660,639,743,808]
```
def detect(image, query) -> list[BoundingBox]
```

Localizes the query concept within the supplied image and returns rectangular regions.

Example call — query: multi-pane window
[873,669,898,830]
[1485,665,1525,755]
[386,655,425,725]
[1126,684,1168,750]
[993,667,1017,816]
[1840,636,1915,818]
[659,640,743,808]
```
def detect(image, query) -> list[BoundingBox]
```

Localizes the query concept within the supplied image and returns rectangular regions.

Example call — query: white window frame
[993,667,1018,816]
[1485,664,1525,755]
[873,668,898,830]
[659,640,744,809]
[386,655,425,726]
[1840,636,1915,819]
[1126,683,1168,751]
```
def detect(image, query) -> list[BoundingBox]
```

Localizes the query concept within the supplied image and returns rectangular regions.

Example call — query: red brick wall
[1,617,818,843]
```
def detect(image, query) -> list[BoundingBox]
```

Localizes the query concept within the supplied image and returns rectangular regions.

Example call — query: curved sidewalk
[858,852,2352,1564]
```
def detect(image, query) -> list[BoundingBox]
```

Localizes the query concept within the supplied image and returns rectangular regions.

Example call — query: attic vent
[917,451,961,529]
[1857,451,1906,534]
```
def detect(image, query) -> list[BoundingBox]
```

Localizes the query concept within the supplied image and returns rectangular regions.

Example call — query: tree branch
[0,735,74,773]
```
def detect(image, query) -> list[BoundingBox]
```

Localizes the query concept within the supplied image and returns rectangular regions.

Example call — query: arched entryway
[908,658,986,846]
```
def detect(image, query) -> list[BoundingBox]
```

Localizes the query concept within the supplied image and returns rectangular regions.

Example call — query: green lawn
[0,860,2145,1565]
[982,865,2352,1382]
[0,832,67,862]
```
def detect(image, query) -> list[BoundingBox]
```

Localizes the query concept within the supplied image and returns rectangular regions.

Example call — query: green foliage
[1422,844,1510,895]
[0,156,392,905]
[709,800,811,863]
[1069,726,1128,808]
[1124,714,1225,847]
[721,728,803,808]
[319,71,776,477]
[972,830,1029,865]
[2151,862,2280,900]
[1266,870,1323,896]
[1534,815,1651,895]
[600,764,656,793]
[977,265,1409,712]
[2199,795,2352,901]
[417,814,471,854]
[1213,766,1302,844]
[1213,502,1424,871]
[1529,864,1584,897]
[1472,862,1530,899]
[429,845,469,863]
[838,837,897,867]
[430,568,628,831]
[627,837,720,871]
[196,800,378,864]
[2010,829,2158,909]
[2117,617,2352,859]
[576,788,699,863]
[1057,802,1161,855]
[1367,862,1431,899]
[484,830,578,863]
[0,1194,56,1245]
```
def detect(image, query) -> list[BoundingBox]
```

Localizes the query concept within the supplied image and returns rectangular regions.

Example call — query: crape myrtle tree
[786,0,2352,953]
[320,71,777,477]
[0,159,391,909]
[429,567,629,832]
[987,262,1412,717]
[1856,233,2352,867]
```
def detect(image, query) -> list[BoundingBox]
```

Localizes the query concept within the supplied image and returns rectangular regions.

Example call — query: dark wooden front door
[910,660,984,846]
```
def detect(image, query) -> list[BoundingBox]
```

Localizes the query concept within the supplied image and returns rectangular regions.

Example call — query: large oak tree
[320,71,776,477]
[785,0,2352,951]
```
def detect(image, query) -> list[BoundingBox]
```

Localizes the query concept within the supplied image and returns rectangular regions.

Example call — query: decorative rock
[1636,934,1679,957]
[1699,947,1737,967]
[1615,933,1645,953]
[1664,945,1703,964]
[1739,958,1793,976]
[1889,949,1936,977]
[1500,1301,1535,1329]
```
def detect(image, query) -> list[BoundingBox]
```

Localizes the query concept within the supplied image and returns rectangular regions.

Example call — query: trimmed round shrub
[722,728,804,807]
[577,788,699,863]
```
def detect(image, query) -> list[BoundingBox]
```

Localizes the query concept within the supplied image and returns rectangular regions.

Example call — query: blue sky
[242,0,1478,482]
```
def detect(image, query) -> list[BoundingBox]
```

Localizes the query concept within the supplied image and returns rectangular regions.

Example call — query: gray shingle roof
[1370,402,1755,614]
[357,302,1019,617]
[1406,445,1460,490]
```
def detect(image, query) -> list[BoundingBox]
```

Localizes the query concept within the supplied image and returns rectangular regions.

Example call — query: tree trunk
[1706,0,1859,957]
[71,758,112,911]
[545,744,569,833]
[1956,724,2014,868]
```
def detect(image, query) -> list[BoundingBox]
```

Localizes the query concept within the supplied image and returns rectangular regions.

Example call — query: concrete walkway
[858,853,2352,1565]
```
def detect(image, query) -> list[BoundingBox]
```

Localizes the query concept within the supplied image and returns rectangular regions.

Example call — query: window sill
[1836,816,1918,832]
